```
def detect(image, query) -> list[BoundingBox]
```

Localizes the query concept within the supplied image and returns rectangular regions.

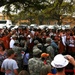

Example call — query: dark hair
[0,44,5,50]
[70,33,73,36]
[41,57,45,61]
[7,49,15,57]
[56,68,64,72]
[14,42,19,46]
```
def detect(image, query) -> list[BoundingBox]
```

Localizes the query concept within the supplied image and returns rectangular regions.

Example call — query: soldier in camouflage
[28,48,44,75]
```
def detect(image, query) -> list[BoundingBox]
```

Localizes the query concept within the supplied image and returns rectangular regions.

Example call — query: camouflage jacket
[28,57,44,75]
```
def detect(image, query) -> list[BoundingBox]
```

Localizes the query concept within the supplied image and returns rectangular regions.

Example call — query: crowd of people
[0,26,75,75]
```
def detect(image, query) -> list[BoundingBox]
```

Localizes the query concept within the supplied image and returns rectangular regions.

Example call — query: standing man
[44,37,55,60]
[1,49,18,75]
[28,48,44,75]
[10,34,17,49]
[51,54,69,75]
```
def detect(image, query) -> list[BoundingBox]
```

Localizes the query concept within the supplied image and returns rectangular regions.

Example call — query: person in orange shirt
[0,29,16,49]
[51,54,69,75]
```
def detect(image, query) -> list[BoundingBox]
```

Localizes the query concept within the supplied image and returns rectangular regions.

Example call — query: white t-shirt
[62,35,66,46]
[10,39,15,48]
[1,58,18,75]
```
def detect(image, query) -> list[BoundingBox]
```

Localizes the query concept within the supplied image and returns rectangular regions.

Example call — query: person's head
[19,70,29,75]
[51,54,69,72]
[37,43,43,50]
[46,37,51,44]
[33,48,42,57]
[40,65,51,75]
[0,44,5,51]
[7,49,15,58]
[34,40,39,45]
[41,53,49,60]
[11,34,17,40]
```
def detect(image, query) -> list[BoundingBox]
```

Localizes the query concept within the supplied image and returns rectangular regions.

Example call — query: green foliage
[0,0,74,25]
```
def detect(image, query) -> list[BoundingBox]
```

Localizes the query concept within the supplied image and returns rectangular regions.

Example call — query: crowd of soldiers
[0,26,75,75]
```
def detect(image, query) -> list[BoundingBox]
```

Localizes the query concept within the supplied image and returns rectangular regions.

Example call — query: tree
[40,0,74,25]
[1,0,75,25]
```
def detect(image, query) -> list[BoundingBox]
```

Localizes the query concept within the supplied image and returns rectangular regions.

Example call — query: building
[0,12,9,20]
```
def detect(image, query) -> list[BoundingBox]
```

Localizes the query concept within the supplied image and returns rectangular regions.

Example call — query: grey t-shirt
[1,58,18,75]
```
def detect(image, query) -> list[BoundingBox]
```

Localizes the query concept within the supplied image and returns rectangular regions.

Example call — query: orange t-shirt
[47,73,54,75]
[0,36,10,49]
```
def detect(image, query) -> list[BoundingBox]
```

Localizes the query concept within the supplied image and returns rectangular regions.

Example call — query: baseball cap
[41,53,49,58]
[33,48,42,55]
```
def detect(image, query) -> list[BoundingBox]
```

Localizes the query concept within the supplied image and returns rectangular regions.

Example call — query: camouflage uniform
[44,43,54,60]
[12,45,26,71]
[12,46,26,59]
[44,37,55,60]
[28,57,44,75]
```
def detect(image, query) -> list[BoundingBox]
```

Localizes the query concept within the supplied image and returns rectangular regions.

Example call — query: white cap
[27,35,31,38]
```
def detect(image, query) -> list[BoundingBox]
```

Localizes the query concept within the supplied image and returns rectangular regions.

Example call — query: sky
[0,6,4,13]
[0,5,20,14]
[0,0,73,13]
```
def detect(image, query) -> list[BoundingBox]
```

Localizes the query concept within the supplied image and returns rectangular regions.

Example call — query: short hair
[34,40,39,45]
[0,44,5,50]
[7,49,15,57]
[56,68,64,72]
[46,37,51,43]
[19,70,29,75]
[40,65,51,75]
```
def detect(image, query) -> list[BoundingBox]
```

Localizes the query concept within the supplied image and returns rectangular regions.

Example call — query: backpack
[42,45,50,53]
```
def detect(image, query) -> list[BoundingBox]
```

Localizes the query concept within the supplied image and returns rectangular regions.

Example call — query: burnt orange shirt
[1,36,10,49]
[47,73,54,75]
